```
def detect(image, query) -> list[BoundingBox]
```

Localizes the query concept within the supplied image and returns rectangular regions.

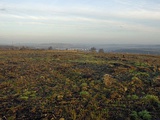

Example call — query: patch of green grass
[134,62,148,67]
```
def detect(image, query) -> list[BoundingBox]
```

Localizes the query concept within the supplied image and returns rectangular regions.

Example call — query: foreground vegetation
[0,50,160,120]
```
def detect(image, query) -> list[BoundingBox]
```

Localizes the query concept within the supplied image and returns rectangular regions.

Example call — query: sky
[0,0,160,45]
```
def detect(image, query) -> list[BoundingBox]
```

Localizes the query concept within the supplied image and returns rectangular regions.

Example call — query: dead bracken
[0,50,159,120]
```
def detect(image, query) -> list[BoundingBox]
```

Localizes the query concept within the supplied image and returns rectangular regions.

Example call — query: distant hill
[1,43,160,55]
[0,45,17,50]
[112,46,160,55]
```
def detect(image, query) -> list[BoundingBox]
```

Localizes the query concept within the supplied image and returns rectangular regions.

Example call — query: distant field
[0,50,160,120]
[113,48,160,55]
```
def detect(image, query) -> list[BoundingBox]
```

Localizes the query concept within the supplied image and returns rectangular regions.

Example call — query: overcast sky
[0,0,160,44]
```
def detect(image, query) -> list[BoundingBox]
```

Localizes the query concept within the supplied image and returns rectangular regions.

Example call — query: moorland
[0,50,160,120]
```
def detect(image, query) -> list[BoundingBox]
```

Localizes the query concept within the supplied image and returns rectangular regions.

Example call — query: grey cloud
[0,8,6,11]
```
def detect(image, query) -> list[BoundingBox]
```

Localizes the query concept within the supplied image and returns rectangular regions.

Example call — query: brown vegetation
[0,50,159,120]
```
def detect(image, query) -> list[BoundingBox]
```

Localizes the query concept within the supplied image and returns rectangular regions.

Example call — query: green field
[0,50,160,120]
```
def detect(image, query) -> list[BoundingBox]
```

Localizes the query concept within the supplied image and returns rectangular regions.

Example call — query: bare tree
[99,48,104,53]
[48,46,53,50]
[90,47,96,52]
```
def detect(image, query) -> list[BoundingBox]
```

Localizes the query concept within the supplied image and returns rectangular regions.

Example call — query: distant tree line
[90,47,104,53]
